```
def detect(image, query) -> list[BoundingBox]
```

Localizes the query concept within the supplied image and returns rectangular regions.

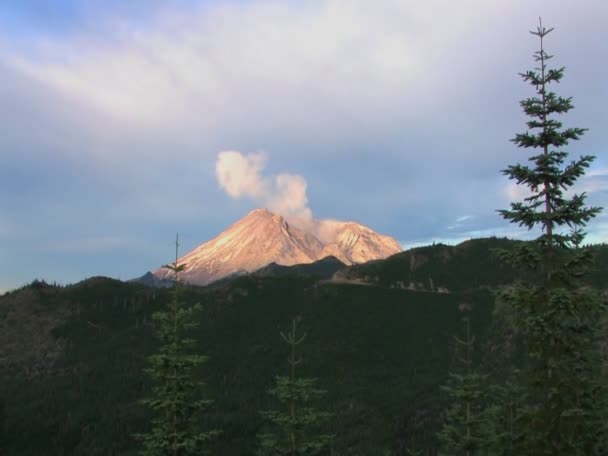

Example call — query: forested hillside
[1,239,606,455]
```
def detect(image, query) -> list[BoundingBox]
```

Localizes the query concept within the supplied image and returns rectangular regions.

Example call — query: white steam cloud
[215,150,347,243]
[215,151,267,199]
[215,150,313,221]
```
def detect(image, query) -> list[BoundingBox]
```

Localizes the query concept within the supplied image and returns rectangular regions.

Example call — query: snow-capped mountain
[152,208,402,286]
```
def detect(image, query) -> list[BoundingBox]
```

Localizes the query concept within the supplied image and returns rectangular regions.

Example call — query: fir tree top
[498,17,601,278]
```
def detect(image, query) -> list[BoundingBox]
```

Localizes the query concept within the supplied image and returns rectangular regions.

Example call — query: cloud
[587,168,608,178]
[456,215,473,223]
[39,236,127,253]
[447,215,474,231]
[269,174,312,221]
[0,0,515,134]
[578,169,608,196]
[215,151,267,199]
[215,150,312,221]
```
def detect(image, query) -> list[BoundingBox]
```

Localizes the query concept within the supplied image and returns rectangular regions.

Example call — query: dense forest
[1,238,607,454]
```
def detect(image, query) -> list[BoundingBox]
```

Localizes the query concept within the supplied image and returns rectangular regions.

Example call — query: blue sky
[1,0,607,293]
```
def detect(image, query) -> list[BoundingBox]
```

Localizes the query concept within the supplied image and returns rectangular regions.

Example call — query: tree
[480,368,527,456]
[497,18,607,455]
[437,315,493,456]
[0,396,4,454]
[257,318,333,456]
[134,234,220,455]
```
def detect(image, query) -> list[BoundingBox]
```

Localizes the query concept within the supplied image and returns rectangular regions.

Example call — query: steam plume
[215,150,313,221]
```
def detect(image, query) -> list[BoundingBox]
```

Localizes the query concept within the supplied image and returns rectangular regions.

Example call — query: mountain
[151,208,402,286]
[252,255,346,280]
[128,271,173,288]
[320,221,403,264]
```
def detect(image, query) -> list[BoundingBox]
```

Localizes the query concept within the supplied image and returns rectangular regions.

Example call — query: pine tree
[0,397,4,454]
[481,294,528,455]
[481,368,527,456]
[437,316,492,456]
[257,318,333,456]
[134,234,220,455]
[497,18,607,455]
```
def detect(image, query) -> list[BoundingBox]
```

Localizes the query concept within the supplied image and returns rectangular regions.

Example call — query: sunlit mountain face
[152,208,402,286]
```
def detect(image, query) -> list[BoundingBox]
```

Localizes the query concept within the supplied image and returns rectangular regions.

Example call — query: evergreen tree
[0,396,4,455]
[482,368,527,456]
[437,315,492,456]
[481,294,528,455]
[497,18,607,455]
[257,318,333,456]
[134,234,220,455]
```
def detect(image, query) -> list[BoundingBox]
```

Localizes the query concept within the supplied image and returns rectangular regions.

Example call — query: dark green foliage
[497,18,607,455]
[134,235,220,455]
[340,238,532,293]
[257,318,333,455]
[0,396,5,454]
[482,368,527,456]
[343,239,608,293]
[0,274,495,455]
[253,256,346,281]
[479,300,528,456]
[437,316,492,456]
[395,398,443,456]
[1,239,607,454]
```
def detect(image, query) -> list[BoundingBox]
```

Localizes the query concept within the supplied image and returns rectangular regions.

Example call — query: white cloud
[215,150,312,221]
[0,0,513,131]
[456,215,473,223]
[268,174,312,221]
[586,168,608,178]
[215,151,268,199]
[584,223,608,245]
[447,215,474,230]
[578,169,608,195]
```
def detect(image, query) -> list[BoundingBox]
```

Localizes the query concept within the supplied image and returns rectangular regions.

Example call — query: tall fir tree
[257,318,333,456]
[497,18,607,455]
[134,234,220,455]
[437,315,493,456]
[481,368,527,456]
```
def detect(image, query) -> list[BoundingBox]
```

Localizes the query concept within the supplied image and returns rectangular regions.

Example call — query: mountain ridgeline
[147,208,403,286]
[1,238,607,455]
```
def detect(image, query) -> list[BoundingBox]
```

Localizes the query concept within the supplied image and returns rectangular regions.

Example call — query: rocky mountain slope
[152,208,402,285]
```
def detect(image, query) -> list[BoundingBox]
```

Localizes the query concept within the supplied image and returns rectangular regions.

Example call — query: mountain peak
[246,207,273,217]
[152,208,401,286]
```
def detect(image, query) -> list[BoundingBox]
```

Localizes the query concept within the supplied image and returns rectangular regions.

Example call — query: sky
[1,0,607,293]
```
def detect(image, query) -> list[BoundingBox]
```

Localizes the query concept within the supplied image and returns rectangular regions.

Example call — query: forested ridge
[1,238,607,454]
